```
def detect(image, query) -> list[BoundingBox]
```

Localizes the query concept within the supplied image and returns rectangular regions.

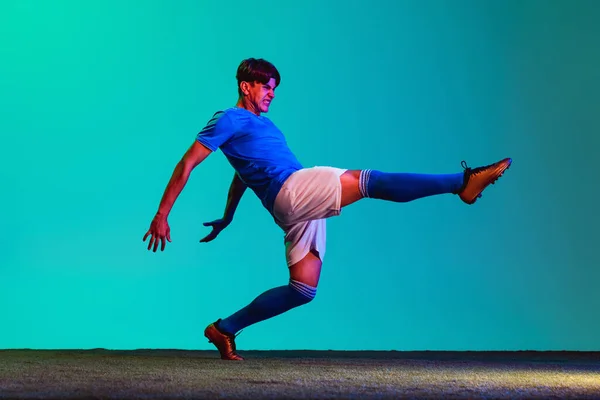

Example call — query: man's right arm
[156,140,213,219]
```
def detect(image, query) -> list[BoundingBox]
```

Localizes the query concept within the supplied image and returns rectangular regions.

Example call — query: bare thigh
[340,170,363,208]
[289,249,322,287]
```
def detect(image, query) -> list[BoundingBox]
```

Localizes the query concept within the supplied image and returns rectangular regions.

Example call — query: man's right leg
[339,158,512,207]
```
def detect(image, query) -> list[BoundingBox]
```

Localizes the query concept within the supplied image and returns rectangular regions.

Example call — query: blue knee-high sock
[218,279,317,335]
[359,170,465,202]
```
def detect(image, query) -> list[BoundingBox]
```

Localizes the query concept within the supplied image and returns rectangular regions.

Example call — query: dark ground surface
[1,350,599,399]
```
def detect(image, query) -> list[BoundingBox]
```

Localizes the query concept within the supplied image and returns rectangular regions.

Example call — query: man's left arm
[222,172,247,223]
[200,172,247,243]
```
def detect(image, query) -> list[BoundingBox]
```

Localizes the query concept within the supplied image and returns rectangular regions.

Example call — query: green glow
[1,0,598,350]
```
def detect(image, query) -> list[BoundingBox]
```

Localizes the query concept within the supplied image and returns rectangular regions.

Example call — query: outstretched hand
[143,214,171,252]
[200,218,230,243]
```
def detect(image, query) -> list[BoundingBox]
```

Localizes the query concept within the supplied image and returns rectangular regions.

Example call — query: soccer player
[143,58,512,360]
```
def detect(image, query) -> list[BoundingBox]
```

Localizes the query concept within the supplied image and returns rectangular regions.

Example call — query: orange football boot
[456,158,512,204]
[204,319,244,361]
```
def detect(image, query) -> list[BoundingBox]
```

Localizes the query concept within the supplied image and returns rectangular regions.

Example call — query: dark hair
[236,58,281,96]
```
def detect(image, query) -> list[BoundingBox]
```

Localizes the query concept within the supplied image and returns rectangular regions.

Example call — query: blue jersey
[196,107,303,214]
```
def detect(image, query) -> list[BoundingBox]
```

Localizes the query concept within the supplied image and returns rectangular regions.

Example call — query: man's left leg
[203,250,321,361]
[339,158,512,207]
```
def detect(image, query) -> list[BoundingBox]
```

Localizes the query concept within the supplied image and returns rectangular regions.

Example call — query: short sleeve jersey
[196,107,303,214]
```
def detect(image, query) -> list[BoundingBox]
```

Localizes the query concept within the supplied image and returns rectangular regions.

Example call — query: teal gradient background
[1,0,598,351]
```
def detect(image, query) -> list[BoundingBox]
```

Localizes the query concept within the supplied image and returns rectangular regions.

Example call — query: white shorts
[272,166,347,266]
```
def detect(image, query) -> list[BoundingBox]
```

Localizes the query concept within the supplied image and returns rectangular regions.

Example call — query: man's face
[243,77,276,114]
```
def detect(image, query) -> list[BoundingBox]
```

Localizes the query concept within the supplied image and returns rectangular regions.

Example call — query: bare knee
[289,249,322,288]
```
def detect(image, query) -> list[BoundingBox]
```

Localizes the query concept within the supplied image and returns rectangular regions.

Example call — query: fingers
[200,232,216,243]
[147,235,154,251]
[145,234,170,251]
[203,219,224,227]
[144,223,170,252]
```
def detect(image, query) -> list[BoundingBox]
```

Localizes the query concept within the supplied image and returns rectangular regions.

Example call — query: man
[143,58,512,361]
